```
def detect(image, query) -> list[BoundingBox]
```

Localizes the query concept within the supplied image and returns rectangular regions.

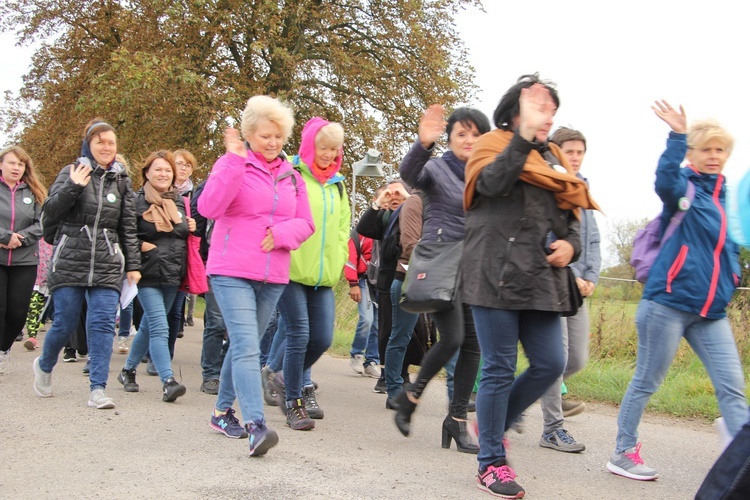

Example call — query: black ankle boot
[394,391,417,436]
[442,415,479,454]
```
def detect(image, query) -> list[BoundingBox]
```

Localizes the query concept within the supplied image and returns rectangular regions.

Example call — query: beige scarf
[142,181,181,232]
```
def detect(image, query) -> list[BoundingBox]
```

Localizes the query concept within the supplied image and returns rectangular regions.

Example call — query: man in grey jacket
[538,127,601,453]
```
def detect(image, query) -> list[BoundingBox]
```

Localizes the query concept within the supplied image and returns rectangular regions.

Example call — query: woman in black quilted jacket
[33,119,141,410]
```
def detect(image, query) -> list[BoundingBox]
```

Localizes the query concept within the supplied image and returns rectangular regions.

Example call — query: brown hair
[550,127,587,152]
[140,150,176,185]
[83,117,116,145]
[173,149,197,169]
[0,145,48,203]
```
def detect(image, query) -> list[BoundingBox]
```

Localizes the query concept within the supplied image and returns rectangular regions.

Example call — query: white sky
[1,1,747,265]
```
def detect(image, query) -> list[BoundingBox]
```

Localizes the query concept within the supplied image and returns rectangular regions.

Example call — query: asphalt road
[1,322,723,499]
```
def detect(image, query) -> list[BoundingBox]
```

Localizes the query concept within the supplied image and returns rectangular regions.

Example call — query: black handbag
[399,240,463,314]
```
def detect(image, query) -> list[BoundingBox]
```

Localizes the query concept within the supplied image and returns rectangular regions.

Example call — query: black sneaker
[117,368,139,392]
[63,348,77,363]
[302,385,323,419]
[286,398,315,430]
[477,460,525,498]
[82,360,90,374]
[15,332,23,342]
[373,377,386,394]
[162,377,186,402]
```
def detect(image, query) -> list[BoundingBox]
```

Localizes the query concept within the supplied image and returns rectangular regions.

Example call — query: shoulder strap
[351,228,362,259]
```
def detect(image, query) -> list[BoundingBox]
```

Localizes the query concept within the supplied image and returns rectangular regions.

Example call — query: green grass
[329,278,750,422]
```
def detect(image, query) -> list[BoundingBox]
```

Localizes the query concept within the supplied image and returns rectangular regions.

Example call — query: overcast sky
[2,1,747,265]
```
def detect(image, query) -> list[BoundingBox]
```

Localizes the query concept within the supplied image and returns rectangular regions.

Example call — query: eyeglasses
[175,161,192,169]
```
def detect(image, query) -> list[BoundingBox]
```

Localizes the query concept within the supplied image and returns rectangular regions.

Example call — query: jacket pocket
[140,246,159,279]
[497,237,516,289]
[666,244,689,293]
[51,235,69,272]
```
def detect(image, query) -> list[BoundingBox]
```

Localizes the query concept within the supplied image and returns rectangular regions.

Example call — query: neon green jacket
[288,158,351,287]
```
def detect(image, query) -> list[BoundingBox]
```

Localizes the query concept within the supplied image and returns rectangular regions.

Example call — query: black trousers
[0,264,38,351]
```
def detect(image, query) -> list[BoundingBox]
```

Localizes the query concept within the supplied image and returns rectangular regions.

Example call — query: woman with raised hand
[0,146,46,373]
[606,102,749,482]
[33,119,141,409]
[462,75,599,498]
[199,96,314,456]
[117,150,192,403]
[394,106,489,453]
[267,117,350,431]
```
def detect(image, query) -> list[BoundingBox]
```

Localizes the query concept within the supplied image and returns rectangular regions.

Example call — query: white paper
[120,278,138,309]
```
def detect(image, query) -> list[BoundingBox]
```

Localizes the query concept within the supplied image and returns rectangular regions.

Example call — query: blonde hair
[0,145,47,202]
[315,122,345,147]
[240,96,295,142]
[688,119,734,153]
[174,149,197,169]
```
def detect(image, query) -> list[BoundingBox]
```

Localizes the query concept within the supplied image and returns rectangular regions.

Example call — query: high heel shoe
[394,390,417,436]
[442,415,479,454]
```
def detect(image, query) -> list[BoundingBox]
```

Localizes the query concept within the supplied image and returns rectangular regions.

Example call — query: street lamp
[351,148,388,225]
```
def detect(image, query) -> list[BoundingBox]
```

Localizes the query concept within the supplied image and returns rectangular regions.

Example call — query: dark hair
[492,74,560,130]
[446,107,491,138]
[83,117,116,144]
[387,178,411,194]
[549,127,587,152]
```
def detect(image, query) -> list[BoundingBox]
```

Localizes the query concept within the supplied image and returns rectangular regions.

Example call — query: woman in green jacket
[268,117,350,430]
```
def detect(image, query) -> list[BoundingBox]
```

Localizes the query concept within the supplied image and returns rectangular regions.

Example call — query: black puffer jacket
[461,134,581,312]
[135,189,188,288]
[44,163,140,292]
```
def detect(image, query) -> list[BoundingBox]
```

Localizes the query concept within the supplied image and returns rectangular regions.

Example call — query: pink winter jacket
[198,152,315,284]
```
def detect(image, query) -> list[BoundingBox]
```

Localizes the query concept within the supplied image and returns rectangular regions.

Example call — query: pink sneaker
[23,337,38,351]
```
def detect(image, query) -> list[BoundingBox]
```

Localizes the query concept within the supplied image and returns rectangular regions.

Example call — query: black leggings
[411,299,480,420]
[0,264,38,351]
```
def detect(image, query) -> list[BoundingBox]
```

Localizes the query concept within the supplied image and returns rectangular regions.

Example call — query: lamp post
[351,148,388,225]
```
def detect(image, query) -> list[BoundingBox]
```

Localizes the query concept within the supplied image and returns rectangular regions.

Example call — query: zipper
[7,184,17,266]
[666,244,689,293]
[52,234,69,272]
[103,228,115,255]
[316,183,330,288]
[497,237,515,288]
[701,176,728,317]
[88,174,105,286]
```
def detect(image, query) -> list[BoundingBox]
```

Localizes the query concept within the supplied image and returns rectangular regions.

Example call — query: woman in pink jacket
[198,95,315,456]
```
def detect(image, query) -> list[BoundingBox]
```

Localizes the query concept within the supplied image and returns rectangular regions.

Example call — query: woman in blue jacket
[607,101,750,481]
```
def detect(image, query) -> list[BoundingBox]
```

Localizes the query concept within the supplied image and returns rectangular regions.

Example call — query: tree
[1,0,481,209]
[603,217,648,280]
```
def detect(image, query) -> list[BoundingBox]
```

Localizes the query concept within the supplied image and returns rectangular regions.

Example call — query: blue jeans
[259,309,279,368]
[350,279,380,365]
[385,279,419,398]
[472,306,565,470]
[201,287,226,381]
[277,282,334,403]
[118,301,133,337]
[39,286,120,391]
[167,290,187,357]
[212,276,285,424]
[615,300,749,453]
[696,409,750,499]
[125,286,178,382]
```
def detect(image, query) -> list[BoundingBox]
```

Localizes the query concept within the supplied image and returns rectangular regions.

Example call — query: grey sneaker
[606,443,658,480]
[200,378,219,395]
[33,356,53,397]
[88,388,115,409]
[540,428,586,453]
[562,399,586,417]
[261,366,278,406]
[349,354,365,374]
[363,362,381,379]
[0,349,10,375]
[302,385,324,419]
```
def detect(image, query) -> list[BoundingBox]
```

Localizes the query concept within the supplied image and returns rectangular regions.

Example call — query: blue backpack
[630,182,695,284]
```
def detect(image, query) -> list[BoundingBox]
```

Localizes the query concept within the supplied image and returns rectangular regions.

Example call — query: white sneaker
[350,354,365,375]
[33,356,53,397]
[715,417,733,452]
[363,362,381,379]
[117,336,130,354]
[88,388,115,409]
[0,349,10,375]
